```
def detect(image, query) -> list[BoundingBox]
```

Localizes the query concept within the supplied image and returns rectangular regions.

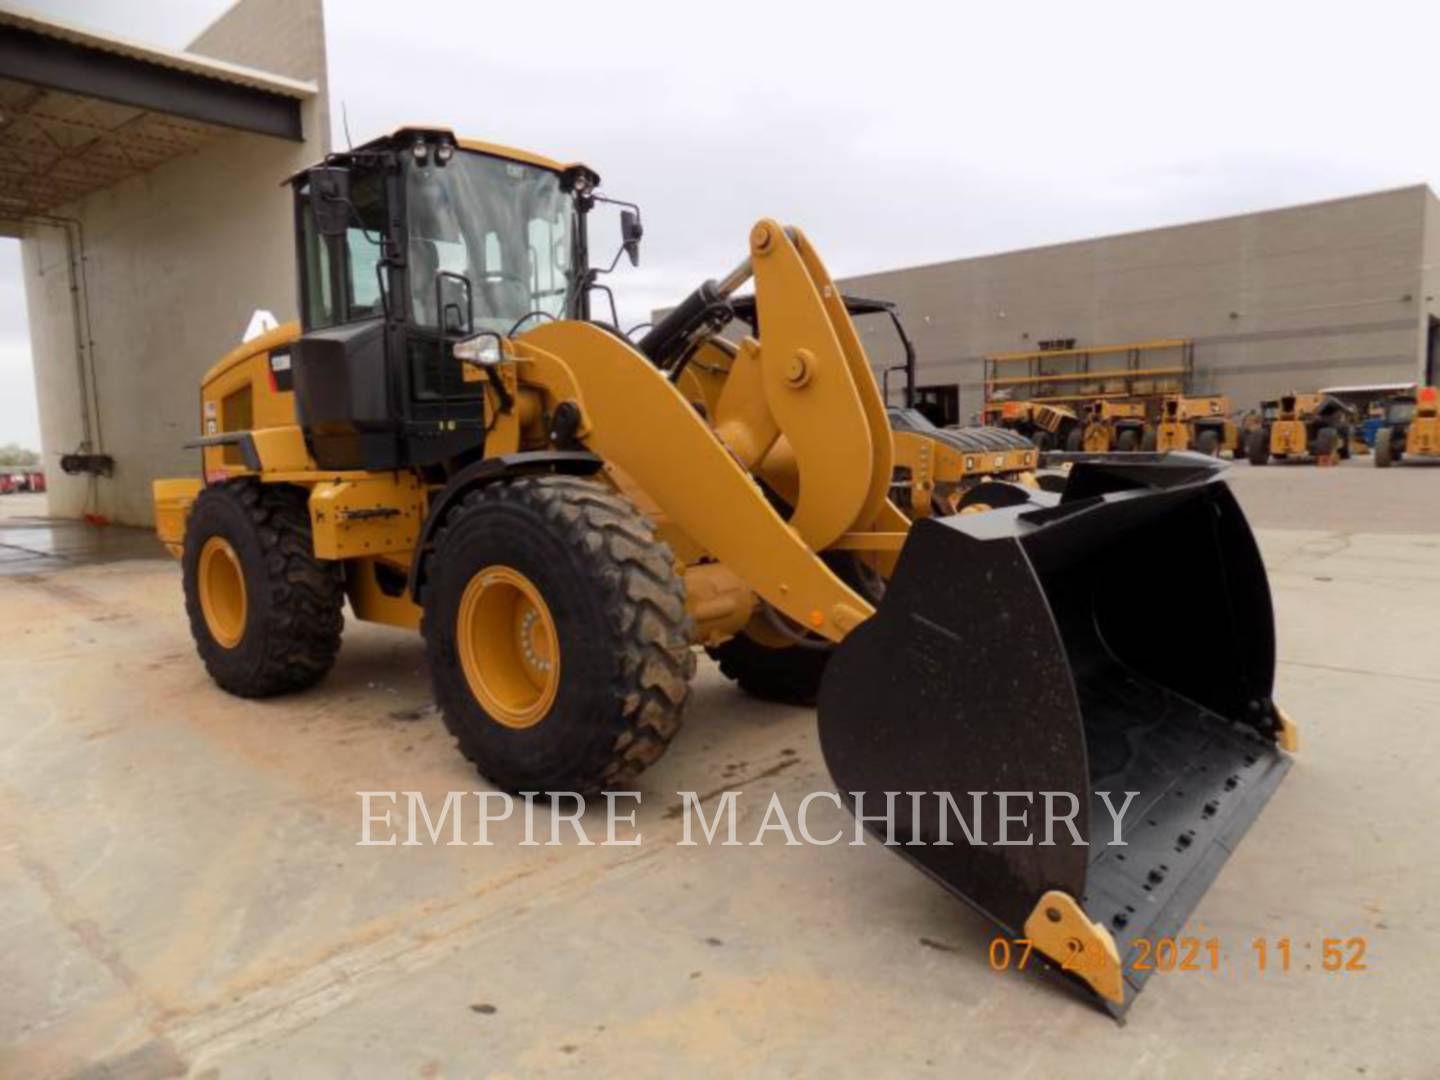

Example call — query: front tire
[182,481,344,697]
[1374,427,1393,468]
[1116,428,1139,453]
[1248,427,1271,465]
[1196,429,1221,456]
[421,476,694,793]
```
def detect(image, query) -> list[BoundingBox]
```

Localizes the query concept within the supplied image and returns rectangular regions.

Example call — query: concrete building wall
[20,0,328,525]
[838,186,1431,420]
[1418,188,1440,388]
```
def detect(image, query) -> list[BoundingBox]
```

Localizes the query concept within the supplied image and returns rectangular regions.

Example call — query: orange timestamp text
[989,935,1369,974]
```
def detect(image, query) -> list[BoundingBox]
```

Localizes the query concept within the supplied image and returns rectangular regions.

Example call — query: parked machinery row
[987,388,1426,469]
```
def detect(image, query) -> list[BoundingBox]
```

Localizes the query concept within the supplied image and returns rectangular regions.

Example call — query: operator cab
[288,127,638,473]
[1385,396,1417,425]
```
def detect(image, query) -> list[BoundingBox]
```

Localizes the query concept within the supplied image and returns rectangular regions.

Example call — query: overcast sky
[4,0,1440,447]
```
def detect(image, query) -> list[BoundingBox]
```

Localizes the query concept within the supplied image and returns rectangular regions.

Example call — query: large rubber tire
[1033,430,1055,452]
[710,633,831,706]
[708,553,883,707]
[1065,427,1084,452]
[421,475,694,793]
[1338,426,1353,460]
[1312,426,1338,462]
[1374,427,1393,468]
[1248,427,1271,465]
[182,481,344,697]
[1141,429,1158,452]
[1196,429,1221,456]
[1116,428,1139,453]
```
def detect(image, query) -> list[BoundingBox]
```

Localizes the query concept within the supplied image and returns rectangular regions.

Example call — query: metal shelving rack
[982,338,1194,418]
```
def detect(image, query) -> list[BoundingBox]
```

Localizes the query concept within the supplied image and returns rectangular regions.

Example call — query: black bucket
[817,454,1292,1016]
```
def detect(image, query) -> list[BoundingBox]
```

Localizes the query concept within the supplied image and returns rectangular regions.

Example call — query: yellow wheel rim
[198,536,247,648]
[456,566,560,729]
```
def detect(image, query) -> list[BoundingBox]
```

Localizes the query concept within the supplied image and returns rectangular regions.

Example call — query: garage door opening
[0,238,46,507]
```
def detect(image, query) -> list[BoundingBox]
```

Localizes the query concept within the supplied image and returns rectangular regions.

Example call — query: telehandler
[1374,386,1440,466]
[1246,392,1352,465]
[1067,399,1149,452]
[154,127,1295,1015]
[1153,395,1238,456]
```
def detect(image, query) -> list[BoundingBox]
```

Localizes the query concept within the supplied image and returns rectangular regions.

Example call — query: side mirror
[620,208,643,267]
[309,166,351,236]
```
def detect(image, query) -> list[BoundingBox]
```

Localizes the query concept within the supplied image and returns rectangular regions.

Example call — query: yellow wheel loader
[1153,395,1239,456]
[1374,386,1440,466]
[1246,392,1353,466]
[153,127,1296,1016]
[1068,399,1150,452]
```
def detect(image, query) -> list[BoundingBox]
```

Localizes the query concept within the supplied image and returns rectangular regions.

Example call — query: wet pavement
[0,493,163,576]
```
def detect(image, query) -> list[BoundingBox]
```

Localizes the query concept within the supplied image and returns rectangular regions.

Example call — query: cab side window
[343,172,386,322]
[298,198,334,329]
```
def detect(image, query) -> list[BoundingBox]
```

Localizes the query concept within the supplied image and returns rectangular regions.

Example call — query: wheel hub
[456,566,560,729]
[198,536,247,648]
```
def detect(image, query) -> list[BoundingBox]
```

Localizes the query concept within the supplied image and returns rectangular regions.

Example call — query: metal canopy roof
[0,5,315,219]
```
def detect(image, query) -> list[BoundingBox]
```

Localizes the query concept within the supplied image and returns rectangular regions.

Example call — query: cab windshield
[1386,399,1416,424]
[406,151,577,333]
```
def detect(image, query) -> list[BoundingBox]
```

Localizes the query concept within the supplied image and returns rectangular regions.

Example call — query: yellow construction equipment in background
[1154,394,1238,456]
[1247,392,1353,466]
[1374,386,1440,466]
[984,399,1079,451]
[1069,399,1150,452]
[886,410,1039,516]
[727,294,1041,518]
[152,126,1296,1016]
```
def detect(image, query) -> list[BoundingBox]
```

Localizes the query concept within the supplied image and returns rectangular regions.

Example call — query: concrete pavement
[2,465,1436,1077]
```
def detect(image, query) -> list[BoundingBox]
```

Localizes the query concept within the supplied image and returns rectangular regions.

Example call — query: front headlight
[454,335,503,367]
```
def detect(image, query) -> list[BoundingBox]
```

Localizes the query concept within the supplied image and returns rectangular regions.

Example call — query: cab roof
[288,125,598,185]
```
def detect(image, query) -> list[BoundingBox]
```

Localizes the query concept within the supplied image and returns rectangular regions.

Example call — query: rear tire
[182,481,344,697]
[1312,426,1338,462]
[1374,427,1393,468]
[709,553,883,706]
[710,633,831,706]
[421,476,694,793]
[1196,429,1220,456]
[1065,427,1084,452]
[1116,429,1139,453]
[1248,427,1271,465]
